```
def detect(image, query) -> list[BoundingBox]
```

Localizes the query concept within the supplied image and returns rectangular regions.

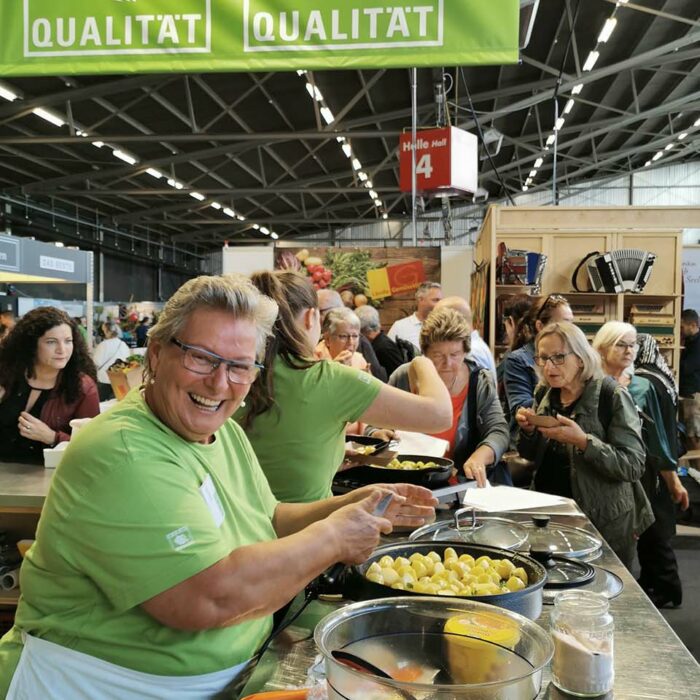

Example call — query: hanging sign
[367,260,426,299]
[398,126,478,194]
[0,1,519,77]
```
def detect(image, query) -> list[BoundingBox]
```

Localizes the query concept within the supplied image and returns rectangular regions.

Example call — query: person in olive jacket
[516,322,653,568]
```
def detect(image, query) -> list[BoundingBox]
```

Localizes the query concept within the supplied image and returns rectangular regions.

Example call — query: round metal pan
[340,541,546,620]
[340,454,453,486]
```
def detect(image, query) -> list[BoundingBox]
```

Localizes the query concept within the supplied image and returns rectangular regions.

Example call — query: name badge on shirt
[199,474,225,528]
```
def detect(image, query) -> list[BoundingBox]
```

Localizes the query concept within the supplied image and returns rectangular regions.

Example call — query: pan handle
[453,507,477,533]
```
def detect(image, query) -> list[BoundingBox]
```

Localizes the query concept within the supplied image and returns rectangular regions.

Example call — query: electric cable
[459,68,515,206]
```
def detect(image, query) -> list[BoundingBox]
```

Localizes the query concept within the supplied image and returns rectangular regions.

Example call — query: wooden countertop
[0,461,54,511]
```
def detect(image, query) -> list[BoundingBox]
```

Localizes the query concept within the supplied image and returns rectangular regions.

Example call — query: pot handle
[453,507,477,533]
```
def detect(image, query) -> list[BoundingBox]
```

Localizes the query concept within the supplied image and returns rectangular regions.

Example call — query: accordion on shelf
[583,249,656,294]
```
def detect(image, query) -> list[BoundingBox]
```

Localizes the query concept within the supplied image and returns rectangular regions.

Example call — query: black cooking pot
[339,454,453,486]
[333,541,545,620]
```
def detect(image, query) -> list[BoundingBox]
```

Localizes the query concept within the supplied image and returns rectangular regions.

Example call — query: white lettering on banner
[243,1,444,53]
[39,255,75,273]
[401,136,448,153]
[23,1,211,57]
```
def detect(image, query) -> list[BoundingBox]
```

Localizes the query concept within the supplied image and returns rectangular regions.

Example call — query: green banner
[0,1,519,77]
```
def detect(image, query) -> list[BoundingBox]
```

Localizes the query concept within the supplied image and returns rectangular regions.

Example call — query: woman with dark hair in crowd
[594,323,688,606]
[503,294,574,427]
[0,307,99,464]
[237,270,452,504]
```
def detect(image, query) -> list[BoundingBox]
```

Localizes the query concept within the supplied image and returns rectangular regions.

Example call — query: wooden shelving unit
[473,205,684,376]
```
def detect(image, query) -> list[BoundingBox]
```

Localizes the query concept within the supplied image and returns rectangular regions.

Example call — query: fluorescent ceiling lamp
[678,132,688,140]
[664,143,673,151]
[525,177,532,185]
[644,161,651,167]
[598,18,617,43]
[260,226,270,235]
[112,149,137,165]
[305,83,322,101]
[320,107,334,125]
[368,190,378,199]
[236,214,246,221]
[33,107,65,127]
[382,213,388,219]
[694,117,700,127]
[342,143,352,158]
[189,192,205,201]
[167,178,184,189]
[223,207,235,217]
[571,83,583,95]
[364,180,373,189]
[358,171,368,182]
[582,51,599,72]
[210,202,222,209]
[534,157,543,168]
[546,134,556,146]
[554,117,565,131]
[253,224,260,230]
[336,136,345,143]
[145,168,164,179]
[296,69,306,76]
[0,85,19,101]
[563,99,575,115]
[529,170,537,178]
[271,232,279,240]
[374,200,382,207]
[652,151,663,161]
[93,140,104,148]
[522,185,529,191]
[352,158,362,171]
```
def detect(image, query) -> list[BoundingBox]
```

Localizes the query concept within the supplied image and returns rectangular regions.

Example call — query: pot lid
[409,508,529,550]
[538,554,596,588]
[543,565,624,603]
[522,515,602,560]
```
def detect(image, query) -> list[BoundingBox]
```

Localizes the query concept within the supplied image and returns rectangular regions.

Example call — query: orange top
[429,380,469,458]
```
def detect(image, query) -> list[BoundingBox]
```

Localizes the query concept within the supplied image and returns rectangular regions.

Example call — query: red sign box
[398,126,477,194]
[386,260,427,295]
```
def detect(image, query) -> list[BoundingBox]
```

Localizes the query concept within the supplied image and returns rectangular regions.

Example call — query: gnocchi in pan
[364,548,529,597]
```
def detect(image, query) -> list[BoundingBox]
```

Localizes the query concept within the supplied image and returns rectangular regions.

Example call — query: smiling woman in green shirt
[237,271,452,503]
[0,274,437,700]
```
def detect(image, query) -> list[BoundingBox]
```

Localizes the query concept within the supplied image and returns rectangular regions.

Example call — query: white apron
[7,633,249,700]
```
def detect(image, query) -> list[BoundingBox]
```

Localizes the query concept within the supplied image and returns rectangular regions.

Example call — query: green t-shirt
[237,358,382,503]
[0,390,278,689]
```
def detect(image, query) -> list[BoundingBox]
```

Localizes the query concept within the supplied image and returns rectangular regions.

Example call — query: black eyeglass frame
[533,351,574,367]
[170,338,264,384]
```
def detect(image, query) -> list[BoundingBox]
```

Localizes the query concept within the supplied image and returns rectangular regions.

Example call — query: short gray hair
[415,281,442,301]
[355,304,381,333]
[146,274,278,379]
[322,306,360,336]
[535,321,603,384]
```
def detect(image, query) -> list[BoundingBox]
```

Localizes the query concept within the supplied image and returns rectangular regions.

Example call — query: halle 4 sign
[398,126,478,195]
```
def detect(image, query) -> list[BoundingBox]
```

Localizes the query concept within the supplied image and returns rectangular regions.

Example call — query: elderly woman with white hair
[315,306,369,372]
[593,321,687,606]
[516,321,653,567]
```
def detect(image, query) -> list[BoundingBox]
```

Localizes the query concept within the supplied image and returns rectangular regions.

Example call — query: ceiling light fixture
[582,51,599,72]
[652,151,663,161]
[563,99,575,115]
[534,157,543,168]
[571,83,583,95]
[271,232,279,239]
[0,85,19,101]
[554,117,565,131]
[352,158,362,171]
[32,107,65,127]
[546,134,556,146]
[145,168,164,179]
[112,149,137,165]
[320,107,334,125]
[260,226,270,235]
[664,143,673,151]
[223,207,236,217]
[529,170,537,178]
[341,143,352,158]
[210,202,222,210]
[189,192,205,201]
[598,18,617,43]
[678,132,688,140]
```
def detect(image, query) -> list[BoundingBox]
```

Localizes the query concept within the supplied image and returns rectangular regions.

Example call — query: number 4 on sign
[416,154,433,179]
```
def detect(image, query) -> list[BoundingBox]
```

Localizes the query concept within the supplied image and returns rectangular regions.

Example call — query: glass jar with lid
[551,590,614,696]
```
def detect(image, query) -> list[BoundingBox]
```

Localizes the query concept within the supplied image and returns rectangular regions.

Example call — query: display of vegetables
[364,548,529,596]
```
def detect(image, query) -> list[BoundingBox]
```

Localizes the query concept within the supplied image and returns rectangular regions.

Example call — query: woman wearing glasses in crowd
[0,275,438,698]
[502,294,574,434]
[238,270,452,504]
[315,307,369,372]
[389,307,510,487]
[593,322,688,606]
[516,321,653,567]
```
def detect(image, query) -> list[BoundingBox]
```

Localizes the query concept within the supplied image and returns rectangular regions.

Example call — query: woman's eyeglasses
[614,341,637,350]
[333,333,360,342]
[170,338,263,385]
[536,294,568,321]
[534,351,574,367]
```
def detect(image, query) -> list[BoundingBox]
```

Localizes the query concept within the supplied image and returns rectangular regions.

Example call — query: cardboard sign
[398,126,478,195]
[367,260,426,299]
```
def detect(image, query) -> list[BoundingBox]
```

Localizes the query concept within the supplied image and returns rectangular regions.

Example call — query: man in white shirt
[435,296,497,376]
[387,282,443,351]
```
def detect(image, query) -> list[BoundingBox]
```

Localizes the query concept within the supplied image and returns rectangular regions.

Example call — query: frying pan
[339,454,453,486]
